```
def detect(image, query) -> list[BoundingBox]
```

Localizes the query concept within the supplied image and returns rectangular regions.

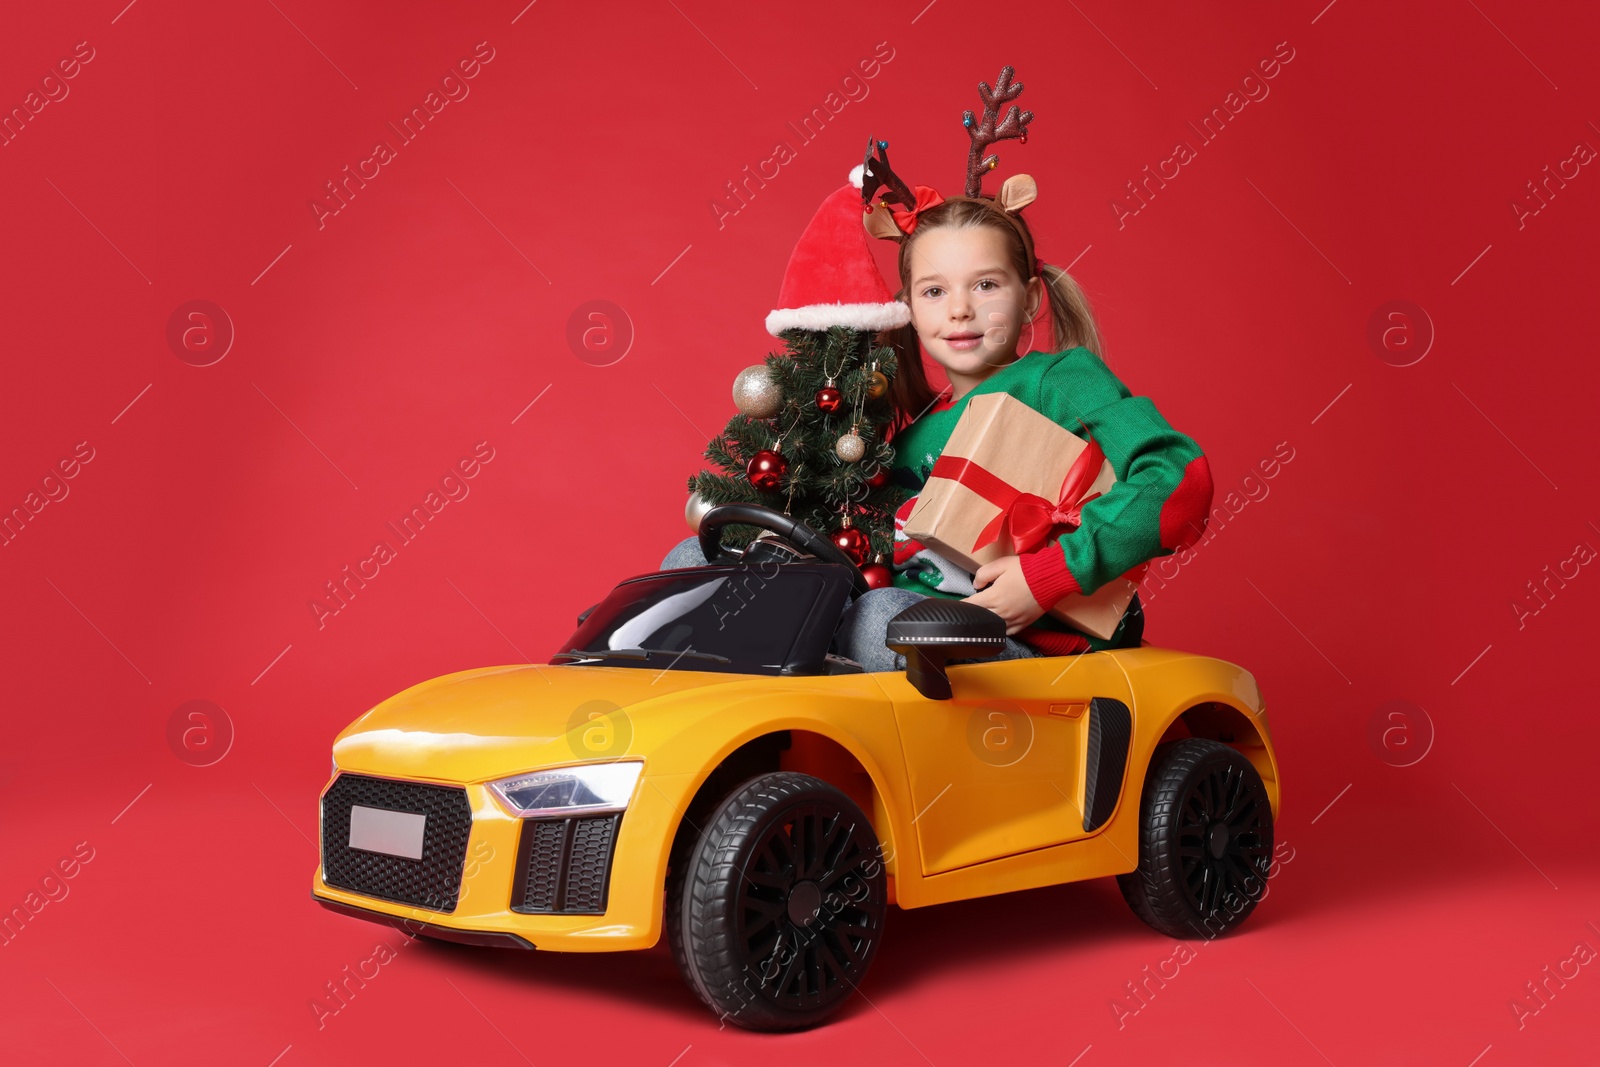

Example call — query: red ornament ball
[862,563,893,588]
[815,385,843,412]
[746,449,788,491]
[830,524,870,565]
[866,467,889,489]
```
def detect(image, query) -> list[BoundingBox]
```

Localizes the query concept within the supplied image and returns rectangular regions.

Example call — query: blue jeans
[658,535,1043,672]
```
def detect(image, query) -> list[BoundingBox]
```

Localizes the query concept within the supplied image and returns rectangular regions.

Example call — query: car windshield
[552,567,829,674]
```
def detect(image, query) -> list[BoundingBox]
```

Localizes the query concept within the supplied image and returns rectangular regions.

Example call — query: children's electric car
[312,504,1280,1031]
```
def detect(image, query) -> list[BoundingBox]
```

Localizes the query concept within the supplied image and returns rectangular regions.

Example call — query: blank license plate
[348,805,427,860]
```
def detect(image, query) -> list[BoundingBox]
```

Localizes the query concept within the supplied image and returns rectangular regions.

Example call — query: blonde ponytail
[1039,263,1103,359]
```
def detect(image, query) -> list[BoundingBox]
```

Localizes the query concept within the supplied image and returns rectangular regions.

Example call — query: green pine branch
[688,326,904,564]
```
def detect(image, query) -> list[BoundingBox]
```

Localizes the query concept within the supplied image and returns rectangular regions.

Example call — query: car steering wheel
[697,503,873,597]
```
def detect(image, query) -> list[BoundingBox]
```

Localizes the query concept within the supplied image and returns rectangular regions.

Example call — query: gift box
[902,392,1142,640]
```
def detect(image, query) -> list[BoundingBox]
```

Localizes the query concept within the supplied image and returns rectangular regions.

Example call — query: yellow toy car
[312,504,1280,1030]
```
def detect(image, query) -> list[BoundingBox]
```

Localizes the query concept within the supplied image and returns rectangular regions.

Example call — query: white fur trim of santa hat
[766,177,908,337]
[765,301,910,335]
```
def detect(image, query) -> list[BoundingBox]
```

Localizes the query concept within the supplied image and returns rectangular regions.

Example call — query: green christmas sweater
[887,346,1214,652]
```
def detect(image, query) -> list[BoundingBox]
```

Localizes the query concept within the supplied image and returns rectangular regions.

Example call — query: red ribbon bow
[928,432,1108,556]
[889,185,946,234]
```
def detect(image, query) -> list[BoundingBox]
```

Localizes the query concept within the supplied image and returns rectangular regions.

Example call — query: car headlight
[488,761,644,818]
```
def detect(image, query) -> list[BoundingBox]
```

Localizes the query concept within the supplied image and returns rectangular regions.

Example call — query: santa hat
[764,165,912,337]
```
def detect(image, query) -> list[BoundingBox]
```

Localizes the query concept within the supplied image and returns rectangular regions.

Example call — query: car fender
[1109,647,1281,821]
[625,673,914,908]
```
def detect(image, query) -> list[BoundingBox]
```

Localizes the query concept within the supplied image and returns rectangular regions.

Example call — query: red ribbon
[889,185,946,234]
[928,432,1108,556]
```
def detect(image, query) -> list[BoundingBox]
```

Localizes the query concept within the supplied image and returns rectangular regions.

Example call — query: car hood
[330,662,778,781]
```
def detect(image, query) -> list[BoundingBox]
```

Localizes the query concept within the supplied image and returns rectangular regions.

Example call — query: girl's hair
[882,197,1102,434]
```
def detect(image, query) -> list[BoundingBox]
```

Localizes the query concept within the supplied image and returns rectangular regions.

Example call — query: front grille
[511,814,621,914]
[321,774,473,912]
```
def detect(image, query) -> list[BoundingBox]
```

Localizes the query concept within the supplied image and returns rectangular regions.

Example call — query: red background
[2,1,1597,1064]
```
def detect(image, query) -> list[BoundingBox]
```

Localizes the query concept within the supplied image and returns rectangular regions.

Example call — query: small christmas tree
[686,170,910,583]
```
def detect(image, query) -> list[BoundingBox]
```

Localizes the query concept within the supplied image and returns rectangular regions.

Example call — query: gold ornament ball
[732,365,782,418]
[685,491,714,533]
[865,370,889,399]
[835,432,866,463]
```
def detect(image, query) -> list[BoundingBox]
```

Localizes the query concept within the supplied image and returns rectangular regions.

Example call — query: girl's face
[905,223,1043,387]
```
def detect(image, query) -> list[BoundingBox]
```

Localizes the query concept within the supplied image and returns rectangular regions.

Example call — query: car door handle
[1048,702,1088,719]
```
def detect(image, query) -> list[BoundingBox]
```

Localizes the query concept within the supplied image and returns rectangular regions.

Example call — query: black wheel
[1116,739,1274,940]
[666,772,887,1031]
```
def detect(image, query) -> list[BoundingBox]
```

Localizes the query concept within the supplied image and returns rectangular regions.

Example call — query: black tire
[665,772,887,1031]
[1116,739,1274,940]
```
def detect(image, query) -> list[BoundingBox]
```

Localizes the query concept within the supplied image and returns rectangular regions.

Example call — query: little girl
[661,184,1214,672]
[828,193,1216,670]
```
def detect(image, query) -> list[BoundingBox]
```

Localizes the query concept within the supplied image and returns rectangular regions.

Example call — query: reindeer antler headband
[861,65,1039,271]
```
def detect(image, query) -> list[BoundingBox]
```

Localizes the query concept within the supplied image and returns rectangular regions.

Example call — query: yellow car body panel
[312,645,1277,951]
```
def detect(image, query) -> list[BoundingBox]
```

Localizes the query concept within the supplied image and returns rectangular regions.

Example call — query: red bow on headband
[888,185,946,234]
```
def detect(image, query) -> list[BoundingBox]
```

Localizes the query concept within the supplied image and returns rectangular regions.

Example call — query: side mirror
[885,599,1007,699]
[576,603,598,626]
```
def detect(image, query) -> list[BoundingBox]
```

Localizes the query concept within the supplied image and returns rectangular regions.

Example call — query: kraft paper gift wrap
[903,392,1141,640]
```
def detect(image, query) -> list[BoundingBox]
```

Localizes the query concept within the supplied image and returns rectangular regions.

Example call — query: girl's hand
[963,554,1046,635]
